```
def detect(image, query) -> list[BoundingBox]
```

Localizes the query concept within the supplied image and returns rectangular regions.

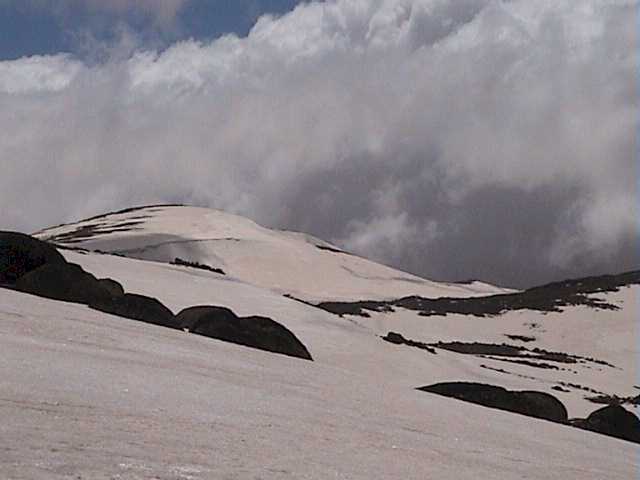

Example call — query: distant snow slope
[34,205,511,302]
[358,286,640,419]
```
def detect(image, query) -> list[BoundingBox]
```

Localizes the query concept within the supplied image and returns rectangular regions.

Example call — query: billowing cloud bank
[1,0,637,287]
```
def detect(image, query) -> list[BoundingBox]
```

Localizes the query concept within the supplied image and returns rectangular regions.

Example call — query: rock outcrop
[418,382,568,423]
[16,262,114,305]
[0,231,66,285]
[90,293,178,329]
[176,306,313,360]
[572,405,640,443]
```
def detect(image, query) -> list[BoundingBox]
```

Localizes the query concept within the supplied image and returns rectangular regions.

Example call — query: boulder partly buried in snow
[176,306,313,360]
[417,382,568,423]
[0,231,66,285]
[15,262,115,305]
[177,305,237,332]
[573,405,640,444]
[512,390,569,423]
[90,293,178,329]
[97,278,125,297]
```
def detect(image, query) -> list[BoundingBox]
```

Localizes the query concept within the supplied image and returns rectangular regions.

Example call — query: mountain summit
[35,205,509,302]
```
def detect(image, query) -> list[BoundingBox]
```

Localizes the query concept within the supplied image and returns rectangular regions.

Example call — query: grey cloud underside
[0,0,637,288]
[281,160,639,288]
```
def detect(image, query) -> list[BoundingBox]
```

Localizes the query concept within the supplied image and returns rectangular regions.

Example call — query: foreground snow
[1,284,637,479]
[2,205,636,478]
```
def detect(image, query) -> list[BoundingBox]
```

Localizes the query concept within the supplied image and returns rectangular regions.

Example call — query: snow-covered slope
[31,206,640,416]
[34,205,510,302]
[354,286,639,419]
[51,247,639,417]
[2,205,638,478]
[0,255,637,479]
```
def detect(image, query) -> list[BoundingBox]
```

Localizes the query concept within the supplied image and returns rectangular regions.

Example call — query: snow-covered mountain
[2,205,638,479]
[34,205,510,302]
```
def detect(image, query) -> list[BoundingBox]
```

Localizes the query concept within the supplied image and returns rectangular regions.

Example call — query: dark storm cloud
[0,0,637,288]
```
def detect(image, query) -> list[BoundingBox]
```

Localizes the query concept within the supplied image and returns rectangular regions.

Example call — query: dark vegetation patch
[430,341,615,369]
[171,257,225,275]
[93,250,126,257]
[505,334,536,342]
[433,342,525,357]
[479,364,540,382]
[380,333,614,372]
[417,382,568,423]
[315,300,393,317]
[283,294,319,309]
[78,204,183,222]
[482,357,561,370]
[381,332,436,354]
[315,270,640,317]
[53,245,90,254]
[176,306,313,360]
[42,220,146,244]
[1,231,312,361]
[107,237,241,258]
[34,205,190,245]
[586,393,640,406]
[33,204,182,238]
[315,244,349,254]
[557,382,606,395]
[451,279,480,285]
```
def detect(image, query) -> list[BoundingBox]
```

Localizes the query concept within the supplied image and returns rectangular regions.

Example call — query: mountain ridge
[34,204,512,302]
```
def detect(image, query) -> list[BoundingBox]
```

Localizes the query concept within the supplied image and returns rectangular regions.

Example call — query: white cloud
[0,0,637,286]
[0,54,82,93]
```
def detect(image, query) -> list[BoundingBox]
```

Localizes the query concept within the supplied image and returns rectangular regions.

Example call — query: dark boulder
[0,231,66,285]
[511,390,568,423]
[238,316,313,360]
[90,293,178,329]
[15,262,114,305]
[382,332,406,344]
[97,278,125,297]
[417,382,568,423]
[177,305,237,332]
[176,306,313,360]
[573,405,640,443]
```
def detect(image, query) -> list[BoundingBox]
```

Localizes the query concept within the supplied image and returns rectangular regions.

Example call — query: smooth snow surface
[35,205,511,301]
[57,248,640,418]
[1,205,636,478]
[1,278,638,479]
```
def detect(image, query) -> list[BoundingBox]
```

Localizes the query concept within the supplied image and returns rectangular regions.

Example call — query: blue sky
[0,0,304,60]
